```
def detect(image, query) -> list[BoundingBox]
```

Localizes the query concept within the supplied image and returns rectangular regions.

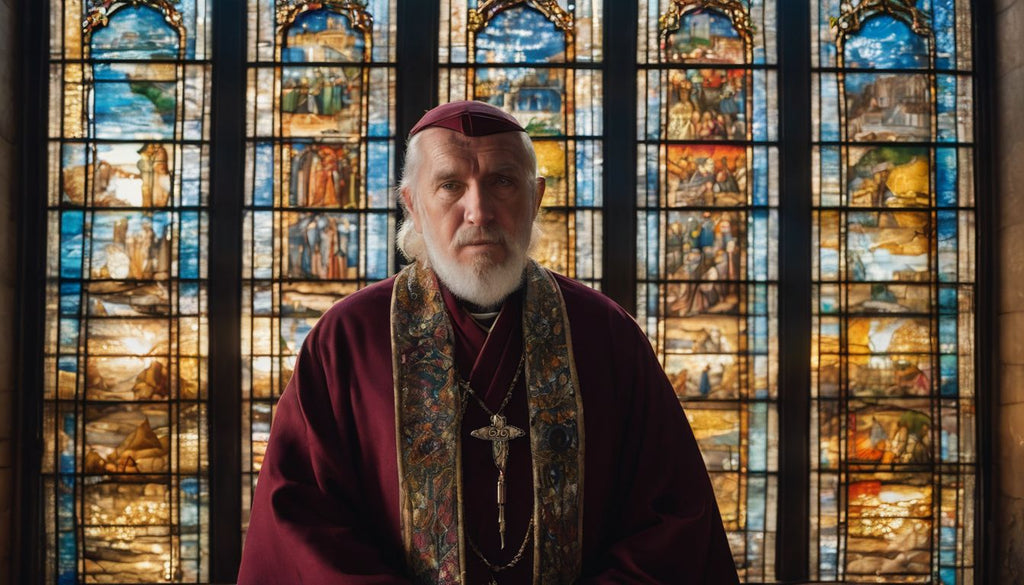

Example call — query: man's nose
[462,182,494,225]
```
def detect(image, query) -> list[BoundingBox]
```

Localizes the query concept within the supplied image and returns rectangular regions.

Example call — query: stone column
[995,0,1024,581]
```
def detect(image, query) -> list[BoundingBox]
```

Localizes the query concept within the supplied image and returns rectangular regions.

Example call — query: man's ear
[533,177,546,215]
[400,187,422,233]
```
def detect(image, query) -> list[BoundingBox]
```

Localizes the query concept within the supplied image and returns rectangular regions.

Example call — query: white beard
[421,225,530,309]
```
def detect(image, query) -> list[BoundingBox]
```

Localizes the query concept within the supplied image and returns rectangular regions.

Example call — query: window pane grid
[43,0,214,582]
[241,0,398,543]
[636,1,779,580]
[810,0,976,581]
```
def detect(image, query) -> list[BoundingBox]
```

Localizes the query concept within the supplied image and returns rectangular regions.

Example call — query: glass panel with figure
[636,1,779,580]
[810,0,976,581]
[439,0,603,287]
[43,0,213,582]
[242,0,397,540]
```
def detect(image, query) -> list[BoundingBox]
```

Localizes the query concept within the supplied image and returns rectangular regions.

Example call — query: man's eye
[440,182,459,191]
[495,176,513,186]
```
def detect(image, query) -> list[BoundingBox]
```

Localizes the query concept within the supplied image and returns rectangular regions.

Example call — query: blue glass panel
[938,287,958,313]
[253,211,273,279]
[58,529,77,584]
[367,68,393,137]
[91,7,179,60]
[937,74,957,142]
[939,315,956,353]
[576,141,599,206]
[753,146,768,206]
[475,7,565,64]
[181,281,200,314]
[937,210,957,282]
[940,354,958,397]
[253,288,273,316]
[752,209,768,280]
[254,144,274,207]
[366,141,391,208]
[934,0,956,69]
[844,17,928,69]
[752,286,769,352]
[366,213,388,280]
[819,74,840,141]
[59,282,82,315]
[646,212,660,277]
[93,80,176,140]
[60,211,85,279]
[284,10,366,63]
[181,146,202,207]
[817,2,838,67]
[645,148,659,205]
[937,148,957,207]
[180,211,201,279]
[753,70,767,141]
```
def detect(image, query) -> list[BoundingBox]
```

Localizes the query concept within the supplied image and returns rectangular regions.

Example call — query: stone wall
[0,0,16,581]
[996,0,1024,581]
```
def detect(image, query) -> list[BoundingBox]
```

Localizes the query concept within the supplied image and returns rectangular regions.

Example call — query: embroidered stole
[392,260,584,584]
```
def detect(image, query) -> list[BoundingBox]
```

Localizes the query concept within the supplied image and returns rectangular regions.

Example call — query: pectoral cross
[470,414,525,548]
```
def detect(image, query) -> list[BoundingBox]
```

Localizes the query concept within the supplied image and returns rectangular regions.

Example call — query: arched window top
[86,2,185,59]
[473,5,569,63]
[282,9,370,63]
[659,1,754,64]
[842,15,931,69]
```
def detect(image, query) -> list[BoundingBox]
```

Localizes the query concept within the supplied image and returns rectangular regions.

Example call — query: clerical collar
[467,309,500,331]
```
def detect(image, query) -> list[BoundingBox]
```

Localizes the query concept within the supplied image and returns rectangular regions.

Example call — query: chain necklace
[460,353,527,549]
[460,353,524,418]
[467,513,534,585]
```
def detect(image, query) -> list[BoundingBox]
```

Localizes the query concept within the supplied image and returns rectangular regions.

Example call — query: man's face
[402,128,544,306]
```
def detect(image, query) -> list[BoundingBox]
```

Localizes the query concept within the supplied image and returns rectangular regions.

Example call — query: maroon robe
[237,271,738,584]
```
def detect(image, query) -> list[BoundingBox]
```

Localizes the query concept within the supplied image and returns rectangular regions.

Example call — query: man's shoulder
[547,271,638,330]
[316,276,396,329]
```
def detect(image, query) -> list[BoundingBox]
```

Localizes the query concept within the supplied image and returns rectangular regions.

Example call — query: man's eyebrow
[428,167,461,182]
[488,162,527,176]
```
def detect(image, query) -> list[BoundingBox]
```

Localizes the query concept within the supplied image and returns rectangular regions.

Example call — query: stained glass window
[439,0,604,287]
[43,0,213,582]
[810,0,976,581]
[636,1,779,580]
[241,0,397,537]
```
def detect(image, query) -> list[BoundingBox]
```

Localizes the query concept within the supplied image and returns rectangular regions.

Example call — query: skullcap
[409,100,526,138]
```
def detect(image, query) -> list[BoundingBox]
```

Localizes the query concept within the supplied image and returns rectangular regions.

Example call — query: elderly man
[237,101,738,584]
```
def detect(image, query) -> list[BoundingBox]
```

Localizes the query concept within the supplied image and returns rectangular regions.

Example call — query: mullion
[775,0,812,579]
[208,0,247,579]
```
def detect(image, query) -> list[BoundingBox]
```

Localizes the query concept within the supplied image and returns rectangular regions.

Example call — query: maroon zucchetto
[408,100,526,138]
